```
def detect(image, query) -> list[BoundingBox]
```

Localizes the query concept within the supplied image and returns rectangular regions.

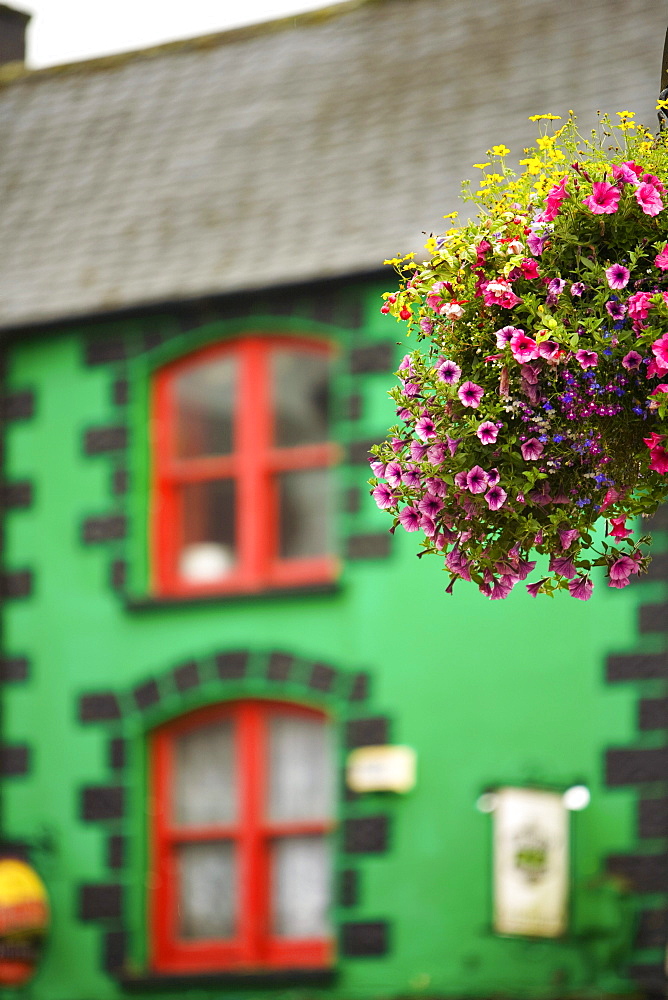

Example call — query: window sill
[125,581,341,610]
[116,968,337,991]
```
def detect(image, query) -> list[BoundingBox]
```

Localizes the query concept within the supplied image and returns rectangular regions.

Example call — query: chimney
[0,4,30,66]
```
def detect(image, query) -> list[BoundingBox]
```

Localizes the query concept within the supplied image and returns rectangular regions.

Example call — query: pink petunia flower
[427,442,446,465]
[458,381,484,407]
[425,476,447,497]
[453,471,468,490]
[568,575,594,600]
[466,466,489,494]
[410,441,429,461]
[369,459,387,477]
[549,554,577,579]
[520,258,540,280]
[510,330,540,363]
[622,350,643,370]
[401,464,422,488]
[543,177,568,221]
[481,279,522,309]
[575,349,598,369]
[415,415,437,441]
[606,299,626,320]
[520,438,544,461]
[372,483,396,509]
[608,517,632,540]
[487,468,500,487]
[398,505,421,532]
[582,181,621,215]
[605,263,630,289]
[385,461,403,487]
[640,173,666,193]
[418,492,444,518]
[655,244,668,270]
[627,291,653,321]
[437,359,461,384]
[526,578,548,597]
[612,161,642,184]
[635,182,664,216]
[446,436,462,456]
[495,325,522,349]
[559,528,580,550]
[649,445,668,474]
[485,484,507,510]
[651,333,668,370]
[476,421,499,444]
[570,281,585,297]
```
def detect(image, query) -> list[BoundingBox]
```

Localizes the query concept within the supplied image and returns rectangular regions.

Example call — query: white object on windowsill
[179,543,234,582]
[346,745,416,793]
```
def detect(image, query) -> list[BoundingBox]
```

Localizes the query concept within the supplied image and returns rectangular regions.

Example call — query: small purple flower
[495,325,521,349]
[419,514,437,537]
[454,471,468,489]
[398,354,412,373]
[520,438,544,460]
[570,281,585,297]
[527,231,547,256]
[391,437,404,453]
[512,557,536,580]
[372,483,395,509]
[575,349,598,369]
[401,464,422,487]
[415,415,437,441]
[526,578,548,597]
[458,381,484,407]
[568,575,594,600]
[559,528,579,550]
[605,263,630,290]
[622,350,643,370]
[466,466,489,494]
[476,421,499,444]
[549,554,577,579]
[547,277,566,297]
[402,381,421,397]
[446,435,462,456]
[437,359,462,385]
[418,492,444,518]
[410,440,429,461]
[487,468,500,486]
[605,299,627,320]
[485,484,507,510]
[398,506,421,532]
[369,459,386,477]
[386,461,403,487]
[489,577,514,599]
[426,476,447,497]
[427,442,446,465]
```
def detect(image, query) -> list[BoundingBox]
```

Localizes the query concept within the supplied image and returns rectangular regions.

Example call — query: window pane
[177,841,236,939]
[174,720,236,825]
[278,468,332,559]
[272,350,329,447]
[268,714,334,821]
[175,356,237,458]
[271,836,331,938]
[179,480,235,583]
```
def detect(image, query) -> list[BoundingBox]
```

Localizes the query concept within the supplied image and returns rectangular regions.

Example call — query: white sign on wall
[346,745,416,793]
[493,786,569,938]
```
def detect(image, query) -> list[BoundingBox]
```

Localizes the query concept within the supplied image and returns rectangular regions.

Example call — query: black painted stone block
[82,515,127,544]
[607,853,668,892]
[639,603,668,633]
[109,738,126,771]
[110,560,127,591]
[628,962,667,994]
[79,693,121,723]
[646,552,668,581]
[216,651,248,680]
[0,480,32,509]
[348,672,370,702]
[112,469,129,495]
[343,487,361,514]
[0,390,34,420]
[0,570,32,599]
[85,339,127,366]
[112,379,129,406]
[309,662,337,692]
[344,394,363,421]
[635,908,668,949]
[0,744,29,775]
[81,786,125,822]
[104,929,127,972]
[107,835,126,870]
[349,342,394,375]
[173,660,199,692]
[79,884,123,921]
[339,869,359,907]
[606,747,668,785]
[133,679,160,711]
[346,534,391,560]
[340,921,389,957]
[639,697,668,730]
[343,816,389,854]
[347,440,381,465]
[639,798,668,838]
[607,652,667,681]
[346,716,389,748]
[0,657,29,683]
[266,652,293,682]
[84,426,128,454]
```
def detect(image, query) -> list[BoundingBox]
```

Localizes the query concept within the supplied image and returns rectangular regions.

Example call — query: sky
[20,0,335,68]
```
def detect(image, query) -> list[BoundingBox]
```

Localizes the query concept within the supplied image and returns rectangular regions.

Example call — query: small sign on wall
[493,786,568,938]
[346,745,416,793]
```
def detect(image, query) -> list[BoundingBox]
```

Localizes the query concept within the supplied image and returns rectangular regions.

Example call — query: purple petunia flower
[454,471,469,490]
[487,468,500,486]
[398,354,412,373]
[369,459,387,477]
[415,415,437,441]
[410,440,429,461]
[636,182,663,216]
[437,359,462,385]
[419,514,437,537]
[476,421,499,444]
[547,277,566,297]
[426,476,447,497]
[605,263,630,290]
[489,577,515,599]
[520,438,544,461]
[402,381,421,398]
[570,282,585,297]
[386,461,403,487]
[458,381,484,407]
[495,325,522,349]
[401,464,422,487]
[372,483,395,510]
[583,181,621,215]
[398,506,421,532]
[575,349,598,369]
[485,484,507,510]
[446,436,463,456]
[622,350,643,370]
[568,575,594,600]
[549,554,577,579]
[427,442,446,465]
[466,466,489,494]
[559,528,579,550]
[418,492,444,518]
[526,578,548,597]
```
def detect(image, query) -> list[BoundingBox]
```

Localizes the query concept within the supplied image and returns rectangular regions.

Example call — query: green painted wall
[0,281,663,1000]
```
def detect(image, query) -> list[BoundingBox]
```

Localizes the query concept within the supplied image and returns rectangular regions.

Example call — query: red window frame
[150,700,335,974]
[151,336,338,597]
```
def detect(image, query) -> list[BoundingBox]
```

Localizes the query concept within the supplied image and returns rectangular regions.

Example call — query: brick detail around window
[82,515,127,544]
[266,652,293,682]
[83,426,128,455]
[344,394,363,421]
[346,534,392,560]
[349,343,394,374]
[79,884,124,921]
[347,439,381,465]
[645,552,668,581]
[85,339,128,366]
[81,786,125,822]
[343,487,361,514]
[79,693,122,723]
[173,660,200,692]
[109,738,126,771]
[606,653,668,681]
[343,816,389,854]
[607,854,668,892]
[308,662,337,692]
[348,672,370,702]
[635,908,668,949]
[0,656,29,683]
[339,869,359,907]
[639,604,668,633]
[112,378,129,406]
[0,744,29,775]
[345,716,389,748]
[107,835,126,870]
[104,929,127,973]
[0,570,32,599]
[605,747,668,786]
[340,921,389,957]
[111,469,129,495]
[110,560,127,590]
[0,390,34,420]
[628,963,666,994]
[133,679,160,711]
[0,480,32,509]
[638,798,668,838]
[215,651,248,680]
[639,697,668,730]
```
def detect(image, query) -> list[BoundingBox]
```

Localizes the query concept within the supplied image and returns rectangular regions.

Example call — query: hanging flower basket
[370,112,668,599]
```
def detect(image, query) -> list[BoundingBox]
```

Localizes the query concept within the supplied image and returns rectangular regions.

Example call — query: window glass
[271,836,331,938]
[268,714,334,821]
[174,720,236,825]
[278,468,332,559]
[179,480,235,583]
[175,356,237,458]
[272,350,329,447]
[177,841,237,939]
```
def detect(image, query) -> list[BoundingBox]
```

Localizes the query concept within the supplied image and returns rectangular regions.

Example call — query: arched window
[151,337,336,596]
[150,701,335,973]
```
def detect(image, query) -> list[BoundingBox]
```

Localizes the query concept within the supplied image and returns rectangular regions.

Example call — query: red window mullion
[236,341,273,587]
[237,703,269,962]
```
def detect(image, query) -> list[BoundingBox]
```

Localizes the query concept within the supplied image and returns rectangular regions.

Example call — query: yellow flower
[528,113,562,121]
[488,145,510,157]
[472,162,491,170]
[519,156,542,174]
[536,135,556,151]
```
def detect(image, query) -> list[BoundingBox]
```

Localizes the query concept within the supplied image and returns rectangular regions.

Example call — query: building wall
[0,278,664,999]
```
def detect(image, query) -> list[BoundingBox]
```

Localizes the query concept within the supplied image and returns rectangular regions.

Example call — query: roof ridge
[0,0,378,86]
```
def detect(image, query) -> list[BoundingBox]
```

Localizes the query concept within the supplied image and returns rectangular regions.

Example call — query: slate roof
[0,0,663,331]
